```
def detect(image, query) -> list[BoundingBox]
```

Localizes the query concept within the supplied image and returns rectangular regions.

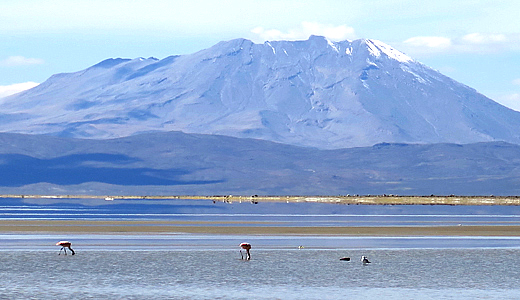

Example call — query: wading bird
[239,242,251,260]
[56,241,75,255]
[361,256,370,264]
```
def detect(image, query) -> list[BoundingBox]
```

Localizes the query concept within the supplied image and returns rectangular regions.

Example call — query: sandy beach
[1,220,520,236]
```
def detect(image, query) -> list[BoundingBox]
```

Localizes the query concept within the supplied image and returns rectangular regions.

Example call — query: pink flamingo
[239,242,251,260]
[56,241,75,255]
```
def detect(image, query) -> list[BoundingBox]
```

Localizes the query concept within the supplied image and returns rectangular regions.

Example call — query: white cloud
[513,79,520,86]
[0,56,44,67]
[403,36,452,49]
[0,82,39,98]
[402,33,520,55]
[462,33,507,44]
[495,93,520,112]
[251,22,356,43]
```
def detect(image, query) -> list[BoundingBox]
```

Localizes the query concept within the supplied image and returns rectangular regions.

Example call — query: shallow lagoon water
[3,233,520,251]
[4,197,520,227]
[2,198,520,298]
[1,247,520,299]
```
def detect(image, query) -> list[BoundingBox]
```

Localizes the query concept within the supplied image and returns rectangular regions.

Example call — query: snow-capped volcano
[2,36,520,149]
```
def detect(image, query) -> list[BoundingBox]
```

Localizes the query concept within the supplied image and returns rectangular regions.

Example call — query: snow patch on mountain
[368,39,413,63]
[327,39,340,53]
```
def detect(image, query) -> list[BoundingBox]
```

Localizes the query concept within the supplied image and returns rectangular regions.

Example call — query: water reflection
[3,198,520,227]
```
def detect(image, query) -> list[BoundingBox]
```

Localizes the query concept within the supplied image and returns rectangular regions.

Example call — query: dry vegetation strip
[2,194,520,205]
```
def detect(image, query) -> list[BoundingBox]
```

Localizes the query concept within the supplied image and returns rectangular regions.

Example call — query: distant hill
[1,132,519,195]
[2,36,520,149]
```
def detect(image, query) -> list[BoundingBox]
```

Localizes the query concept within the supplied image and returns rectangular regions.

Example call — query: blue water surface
[2,198,520,299]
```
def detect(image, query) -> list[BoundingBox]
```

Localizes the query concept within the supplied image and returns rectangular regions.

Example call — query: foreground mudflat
[2,220,520,236]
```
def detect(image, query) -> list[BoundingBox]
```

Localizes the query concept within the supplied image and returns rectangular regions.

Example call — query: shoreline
[2,220,520,236]
[2,194,520,205]
[3,195,520,237]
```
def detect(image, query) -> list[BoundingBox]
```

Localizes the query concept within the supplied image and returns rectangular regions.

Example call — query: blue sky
[1,0,519,110]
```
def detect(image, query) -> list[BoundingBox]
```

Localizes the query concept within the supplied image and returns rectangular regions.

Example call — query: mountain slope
[1,132,520,195]
[1,36,520,148]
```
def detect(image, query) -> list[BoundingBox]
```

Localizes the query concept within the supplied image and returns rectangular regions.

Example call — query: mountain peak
[92,58,132,69]
[307,35,329,43]
[1,37,520,149]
